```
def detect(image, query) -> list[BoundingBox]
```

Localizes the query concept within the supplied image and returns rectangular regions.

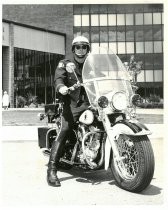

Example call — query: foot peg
[42,149,51,156]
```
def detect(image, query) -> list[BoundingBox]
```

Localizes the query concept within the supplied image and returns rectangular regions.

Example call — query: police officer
[47,36,90,187]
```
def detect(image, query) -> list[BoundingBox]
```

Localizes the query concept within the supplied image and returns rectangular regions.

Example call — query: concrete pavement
[0,108,164,206]
[0,137,164,206]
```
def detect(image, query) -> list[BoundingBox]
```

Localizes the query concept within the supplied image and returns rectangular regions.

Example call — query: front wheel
[110,135,155,192]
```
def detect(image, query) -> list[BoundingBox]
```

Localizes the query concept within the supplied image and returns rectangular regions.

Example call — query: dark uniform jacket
[54,58,89,117]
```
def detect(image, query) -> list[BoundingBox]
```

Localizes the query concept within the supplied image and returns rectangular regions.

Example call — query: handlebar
[67,82,82,94]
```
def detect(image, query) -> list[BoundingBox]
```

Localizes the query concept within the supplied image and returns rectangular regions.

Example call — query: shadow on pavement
[58,168,115,185]
[58,167,162,195]
[141,184,162,196]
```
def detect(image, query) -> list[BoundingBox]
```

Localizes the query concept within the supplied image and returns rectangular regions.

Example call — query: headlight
[111,91,127,111]
[98,96,109,108]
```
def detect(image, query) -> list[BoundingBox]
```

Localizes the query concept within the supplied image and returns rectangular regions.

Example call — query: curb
[2,108,164,114]
[0,124,163,141]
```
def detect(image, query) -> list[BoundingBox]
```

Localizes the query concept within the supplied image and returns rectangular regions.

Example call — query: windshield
[82,52,133,108]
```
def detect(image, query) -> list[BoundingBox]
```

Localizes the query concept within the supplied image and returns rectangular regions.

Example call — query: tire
[110,135,155,192]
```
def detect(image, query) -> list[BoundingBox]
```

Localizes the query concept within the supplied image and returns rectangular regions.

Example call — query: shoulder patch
[58,62,65,68]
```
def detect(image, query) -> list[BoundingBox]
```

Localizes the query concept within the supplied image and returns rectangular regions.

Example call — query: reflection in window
[99,5,107,13]
[146,70,154,82]
[109,42,117,54]
[73,27,81,37]
[144,13,152,25]
[73,5,81,14]
[108,5,116,13]
[109,27,116,41]
[82,15,89,26]
[154,70,162,82]
[100,27,108,42]
[74,15,81,26]
[153,26,162,40]
[145,54,153,69]
[137,70,145,82]
[153,13,162,24]
[135,13,143,25]
[136,42,144,53]
[154,41,162,53]
[126,14,134,25]
[118,42,126,54]
[90,5,99,14]
[117,27,125,41]
[81,27,89,39]
[91,14,99,26]
[91,27,99,42]
[108,14,116,26]
[116,5,126,13]
[126,42,134,54]
[145,41,153,53]
[153,54,163,69]
[119,54,127,63]
[81,4,89,14]
[100,14,107,26]
[117,14,125,25]
[134,5,144,13]
[135,26,144,41]
[144,26,153,41]
[126,27,134,41]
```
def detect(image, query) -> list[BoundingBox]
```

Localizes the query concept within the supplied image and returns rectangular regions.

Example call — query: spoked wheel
[110,134,155,192]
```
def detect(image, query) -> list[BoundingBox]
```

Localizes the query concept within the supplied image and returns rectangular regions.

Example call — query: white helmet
[72,36,90,53]
[72,36,90,63]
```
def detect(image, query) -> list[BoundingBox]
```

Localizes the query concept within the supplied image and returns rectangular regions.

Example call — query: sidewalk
[136,108,164,115]
[1,108,164,141]
[0,124,164,141]
[2,107,164,114]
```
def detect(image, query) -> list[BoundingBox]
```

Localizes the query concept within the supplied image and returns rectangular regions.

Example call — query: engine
[77,124,105,169]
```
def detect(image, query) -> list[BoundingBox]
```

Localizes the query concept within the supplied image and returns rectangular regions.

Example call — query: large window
[14,48,64,107]
[73,4,164,98]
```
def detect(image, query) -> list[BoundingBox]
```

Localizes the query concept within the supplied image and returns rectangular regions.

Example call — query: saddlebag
[38,127,56,149]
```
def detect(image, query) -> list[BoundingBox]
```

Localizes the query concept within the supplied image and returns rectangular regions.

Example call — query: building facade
[2,4,163,108]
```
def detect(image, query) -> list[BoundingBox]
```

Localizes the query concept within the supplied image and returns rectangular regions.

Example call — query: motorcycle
[38,49,155,192]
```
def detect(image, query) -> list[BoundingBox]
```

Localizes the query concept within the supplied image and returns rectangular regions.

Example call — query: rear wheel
[110,135,155,192]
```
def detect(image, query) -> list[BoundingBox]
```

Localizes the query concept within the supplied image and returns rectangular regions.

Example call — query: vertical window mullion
[142,7,146,84]
[107,11,109,51]
[116,12,118,54]
[124,13,127,55]
[152,10,155,83]
[89,5,91,45]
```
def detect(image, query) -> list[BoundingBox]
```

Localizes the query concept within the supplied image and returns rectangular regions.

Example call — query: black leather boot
[47,161,61,187]
[47,140,62,187]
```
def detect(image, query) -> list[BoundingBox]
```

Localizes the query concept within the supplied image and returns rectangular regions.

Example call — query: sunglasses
[75,45,87,50]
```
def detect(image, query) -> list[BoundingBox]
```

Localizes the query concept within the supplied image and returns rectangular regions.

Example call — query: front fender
[114,119,152,136]
[104,119,152,170]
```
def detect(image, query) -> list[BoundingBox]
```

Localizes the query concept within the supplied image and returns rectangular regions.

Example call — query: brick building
[2,4,164,107]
